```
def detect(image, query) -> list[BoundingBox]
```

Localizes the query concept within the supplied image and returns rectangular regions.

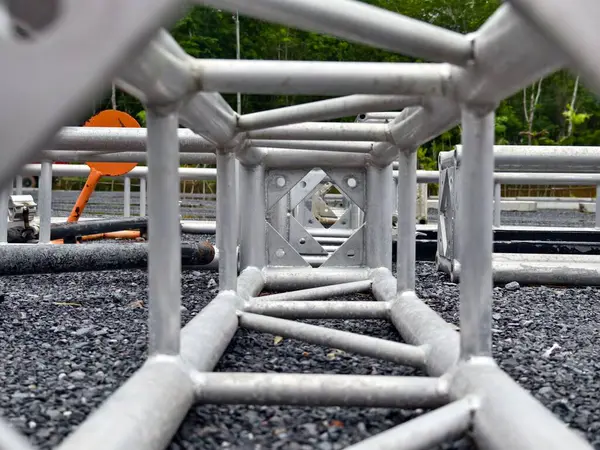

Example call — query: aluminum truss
[0,1,597,450]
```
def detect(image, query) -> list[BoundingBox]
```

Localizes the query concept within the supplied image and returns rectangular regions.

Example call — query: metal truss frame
[0,0,598,449]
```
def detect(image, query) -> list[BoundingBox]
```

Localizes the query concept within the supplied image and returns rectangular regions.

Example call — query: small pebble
[505,281,521,291]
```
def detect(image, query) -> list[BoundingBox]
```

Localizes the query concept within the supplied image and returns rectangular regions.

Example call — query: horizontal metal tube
[238,95,419,131]
[248,122,390,142]
[345,396,475,450]
[239,312,426,367]
[261,148,370,169]
[180,221,217,234]
[194,0,472,65]
[244,300,390,319]
[256,280,372,301]
[21,164,217,180]
[250,140,375,153]
[193,372,448,408]
[262,267,371,290]
[41,150,216,165]
[358,112,403,121]
[371,269,460,376]
[58,358,195,450]
[52,126,216,153]
[0,242,215,276]
[451,362,592,450]
[194,59,450,96]
[458,145,600,174]
[50,217,148,240]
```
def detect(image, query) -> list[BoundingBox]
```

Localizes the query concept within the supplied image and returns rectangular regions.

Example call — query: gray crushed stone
[0,232,598,449]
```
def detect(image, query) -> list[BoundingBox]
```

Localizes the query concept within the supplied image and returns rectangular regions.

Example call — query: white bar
[193,59,450,96]
[238,95,419,131]
[124,177,131,217]
[140,178,147,217]
[0,182,9,243]
[248,123,390,142]
[250,140,375,153]
[194,0,472,65]
[38,161,53,244]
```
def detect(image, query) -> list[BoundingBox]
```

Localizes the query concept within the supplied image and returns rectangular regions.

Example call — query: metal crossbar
[0,1,598,449]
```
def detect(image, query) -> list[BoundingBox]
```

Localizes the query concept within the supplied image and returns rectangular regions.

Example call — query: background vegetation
[78,0,600,197]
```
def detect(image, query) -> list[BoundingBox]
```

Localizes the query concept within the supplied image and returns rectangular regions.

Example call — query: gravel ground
[1,207,600,448]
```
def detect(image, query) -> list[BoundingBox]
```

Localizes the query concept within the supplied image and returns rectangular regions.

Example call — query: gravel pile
[0,232,599,449]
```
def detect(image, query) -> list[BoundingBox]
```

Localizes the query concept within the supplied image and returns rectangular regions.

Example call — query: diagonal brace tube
[244,300,389,319]
[193,372,448,408]
[239,312,426,367]
[255,280,372,302]
[345,396,477,450]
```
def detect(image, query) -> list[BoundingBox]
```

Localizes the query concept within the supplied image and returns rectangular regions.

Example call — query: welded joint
[237,144,267,166]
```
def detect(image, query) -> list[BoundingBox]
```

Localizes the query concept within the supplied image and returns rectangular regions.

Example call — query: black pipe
[0,242,215,276]
[50,217,149,240]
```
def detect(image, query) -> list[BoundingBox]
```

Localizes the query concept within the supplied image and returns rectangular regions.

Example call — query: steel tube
[257,280,372,302]
[345,397,475,450]
[52,127,216,153]
[596,185,600,229]
[458,108,494,360]
[181,221,217,234]
[397,150,417,292]
[0,242,215,276]
[239,95,419,131]
[216,149,238,291]
[248,123,390,142]
[21,164,217,181]
[239,164,266,269]
[366,163,393,270]
[506,0,600,98]
[194,0,472,65]
[488,261,600,286]
[38,161,52,243]
[261,148,369,169]
[41,150,216,165]
[450,362,592,450]
[494,182,501,227]
[0,183,9,243]
[146,109,182,356]
[359,112,402,121]
[124,176,131,217]
[455,145,600,173]
[262,267,371,290]
[239,312,426,367]
[250,140,375,153]
[57,358,195,450]
[244,300,389,319]
[50,217,148,240]
[194,59,450,96]
[139,178,147,217]
[371,270,460,376]
[193,372,447,408]
[14,175,23,195]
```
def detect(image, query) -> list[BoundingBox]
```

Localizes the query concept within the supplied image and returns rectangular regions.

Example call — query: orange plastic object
[80,230,142,241]
[66,110,140,223]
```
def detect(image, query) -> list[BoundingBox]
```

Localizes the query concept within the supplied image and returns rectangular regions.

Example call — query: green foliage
[91,0,598,170]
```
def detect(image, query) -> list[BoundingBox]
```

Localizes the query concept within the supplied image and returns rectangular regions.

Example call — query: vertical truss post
[0,182,9,243]
[270,194,289,239]
[397,148,417,292]
[596,184,600,229]
[217,147,238,291]
[38,160,53,244]
[146,109,181,356]
[458,106,495,360]
[14,175,23,195]
[493,181,501,227]
[366,163,393,269]
[240,163,266,269]
[140,177,147,217]
[124,176,131,217]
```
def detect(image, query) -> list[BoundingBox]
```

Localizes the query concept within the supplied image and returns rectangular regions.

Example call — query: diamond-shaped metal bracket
[266,169,310,210]
[288,216,328,256]
[323,169,366,210]
[330,208,352,230]
[266,222,310,267]
[321,225,366,267]
[290,169,327,209]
